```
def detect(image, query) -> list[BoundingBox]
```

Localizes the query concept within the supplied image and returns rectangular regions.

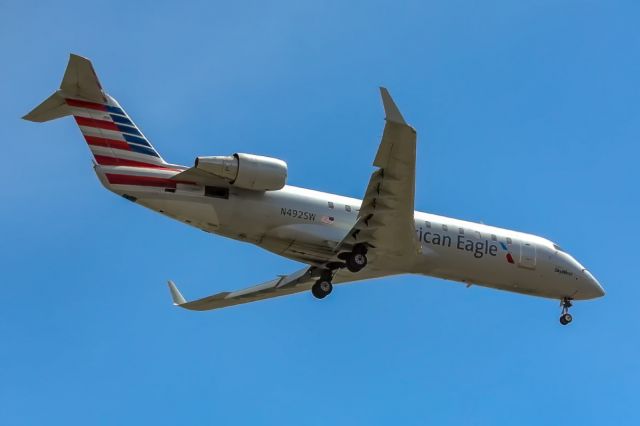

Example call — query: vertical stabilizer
[23,54,167,166]
[60,54,107,103]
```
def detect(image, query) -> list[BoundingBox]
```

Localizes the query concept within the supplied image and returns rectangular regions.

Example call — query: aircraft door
[518,240,536,269]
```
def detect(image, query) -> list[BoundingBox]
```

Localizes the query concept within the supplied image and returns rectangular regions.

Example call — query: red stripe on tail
[84,135,130,151]
[66,98,107,112]
[94,155,177,170]
[75,116,119,131]
[106,174,177,188]
[105,174,195,188]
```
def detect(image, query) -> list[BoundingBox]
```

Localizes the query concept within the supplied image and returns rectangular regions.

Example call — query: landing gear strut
[559,297,573,325]
[311,270,333,299]
[313,244,369,299]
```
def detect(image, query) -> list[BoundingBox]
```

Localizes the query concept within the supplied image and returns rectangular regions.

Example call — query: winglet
[379,87,407,125]
[167,280,187,305]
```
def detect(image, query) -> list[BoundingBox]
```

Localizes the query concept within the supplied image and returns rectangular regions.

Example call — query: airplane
[24,54,605,325]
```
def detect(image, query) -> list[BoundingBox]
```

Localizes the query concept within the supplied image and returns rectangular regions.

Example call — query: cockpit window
[553,243,564,252]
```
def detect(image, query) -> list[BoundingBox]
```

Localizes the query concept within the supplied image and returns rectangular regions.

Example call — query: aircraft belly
[259,223,347,263]
[265,224,344,247]
[415,243,563,299]
[137,196,220,232]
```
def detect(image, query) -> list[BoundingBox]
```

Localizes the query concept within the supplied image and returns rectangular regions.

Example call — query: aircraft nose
[580,269,605,299]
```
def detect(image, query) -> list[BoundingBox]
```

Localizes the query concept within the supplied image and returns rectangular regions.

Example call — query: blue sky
[1,0,639,424]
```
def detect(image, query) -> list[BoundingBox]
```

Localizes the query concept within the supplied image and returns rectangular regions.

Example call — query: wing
[336,88,420,266]
[168,266,392,311]
[166,88,417,311]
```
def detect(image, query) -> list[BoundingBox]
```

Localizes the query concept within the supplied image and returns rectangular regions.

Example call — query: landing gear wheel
[312,279,333,299]
[559,297,574,325]
[346,252,368,273]
[559,313,573,325]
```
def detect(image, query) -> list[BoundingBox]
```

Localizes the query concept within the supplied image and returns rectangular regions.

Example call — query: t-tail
[23,54,183,189]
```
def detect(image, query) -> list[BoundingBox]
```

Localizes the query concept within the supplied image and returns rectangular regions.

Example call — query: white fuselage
[99,168,604,301]
[23,54,605,316]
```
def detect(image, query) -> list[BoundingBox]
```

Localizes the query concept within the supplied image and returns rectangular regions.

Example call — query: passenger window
[442,224,448,232]
[475,231,482,239]
[345,205,352,212]
[425,221,431,228]
[491,234,497,241]
[328,201,334,209]
[458,228,464,235]
[506,237,512,245]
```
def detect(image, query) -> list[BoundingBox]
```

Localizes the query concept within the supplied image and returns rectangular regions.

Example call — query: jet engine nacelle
[195,153,287,191]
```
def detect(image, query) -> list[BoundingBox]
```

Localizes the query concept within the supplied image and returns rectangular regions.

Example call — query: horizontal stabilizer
[22,91,68,122]
[23,54,106,123]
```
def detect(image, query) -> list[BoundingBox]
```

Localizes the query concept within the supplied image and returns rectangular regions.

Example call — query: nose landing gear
[559,297,573,325]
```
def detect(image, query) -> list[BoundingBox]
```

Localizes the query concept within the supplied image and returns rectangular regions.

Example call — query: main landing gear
[559,297,573,325]
[312,245,369,300]
[311,271,333,299]
[343,244,368,273]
